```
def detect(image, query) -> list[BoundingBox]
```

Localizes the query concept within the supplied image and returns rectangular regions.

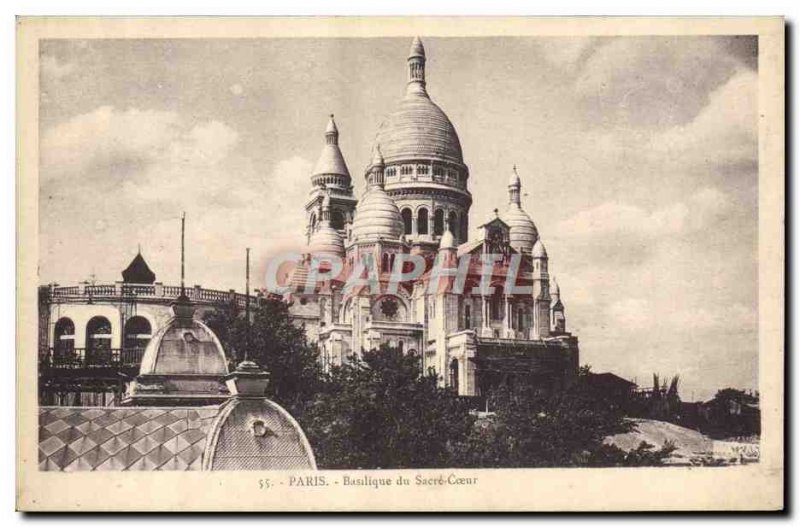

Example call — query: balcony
[39,347,147,371]
[42,282,265,309]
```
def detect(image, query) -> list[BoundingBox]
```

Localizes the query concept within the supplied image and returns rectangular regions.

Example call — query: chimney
[224,360,270,398]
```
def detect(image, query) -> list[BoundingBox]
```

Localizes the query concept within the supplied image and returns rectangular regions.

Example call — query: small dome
[532,239,548,259]
[508,166,521,187]
[139,317,229,376]
[308,225,345,256]
[439,229,455,249]
[503,206,538,253]
[351,187,404,242]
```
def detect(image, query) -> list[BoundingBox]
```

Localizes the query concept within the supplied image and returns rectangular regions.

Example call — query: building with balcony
[38,251,262,406]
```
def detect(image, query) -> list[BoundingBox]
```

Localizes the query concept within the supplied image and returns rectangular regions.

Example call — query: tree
[302,346,475,469]
[700,388,760,439]
[455,366,642,467]
[203,297,324,416]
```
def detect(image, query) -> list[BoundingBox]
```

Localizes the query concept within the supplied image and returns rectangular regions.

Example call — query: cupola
[350,146,404,242]
[502,166,539,254]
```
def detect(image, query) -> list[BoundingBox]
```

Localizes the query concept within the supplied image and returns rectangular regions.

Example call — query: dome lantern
[508,164,522,207]
[407,36,427,97]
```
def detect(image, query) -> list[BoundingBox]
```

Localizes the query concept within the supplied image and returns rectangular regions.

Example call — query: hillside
[605,418,714,465]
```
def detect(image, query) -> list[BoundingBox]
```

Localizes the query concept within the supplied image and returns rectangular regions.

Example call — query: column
[481,295,492,337]
[503,296,513,339]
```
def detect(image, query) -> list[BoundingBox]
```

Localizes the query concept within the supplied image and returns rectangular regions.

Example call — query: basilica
[286,37,579,397]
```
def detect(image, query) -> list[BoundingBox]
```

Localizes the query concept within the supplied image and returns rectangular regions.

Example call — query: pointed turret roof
[311,114,351,184]
[409,36,426,59]
[122,251,156,284]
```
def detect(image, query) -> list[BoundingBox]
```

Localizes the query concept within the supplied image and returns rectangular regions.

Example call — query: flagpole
[245,247,250,363]
[180,212,186,296]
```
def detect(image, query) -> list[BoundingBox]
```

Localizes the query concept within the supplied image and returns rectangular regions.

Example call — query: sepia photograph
[16,16,785,511]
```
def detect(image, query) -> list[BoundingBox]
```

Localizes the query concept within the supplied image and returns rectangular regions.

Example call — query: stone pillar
[480,295,492,338]
[503,296,514,339]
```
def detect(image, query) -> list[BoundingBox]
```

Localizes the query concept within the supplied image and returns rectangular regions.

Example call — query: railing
[45,282,263,308]
[39,347,147,370]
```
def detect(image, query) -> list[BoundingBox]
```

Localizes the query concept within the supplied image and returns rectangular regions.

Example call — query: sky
[38,36,758,400]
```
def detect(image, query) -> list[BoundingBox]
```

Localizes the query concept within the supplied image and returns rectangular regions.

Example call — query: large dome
[374,94,463,165]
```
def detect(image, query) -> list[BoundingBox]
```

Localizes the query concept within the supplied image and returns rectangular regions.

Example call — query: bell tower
[305,115,357,243]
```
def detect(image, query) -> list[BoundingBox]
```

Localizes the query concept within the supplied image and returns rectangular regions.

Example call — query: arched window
[417,208,429,235]
[124,316,151,349]
[401,208,413,235]
[86,316,112,365]
[381,253,390,273]
[464,304,471,329]
[448,211,458,237]
[389,253,396,273]
[517,307,525,331]
[433,209,444,236]
[331,210,345,230]
[54,318,75,359]
[490,286,504,321]
[460,214,469,242]
[124,316,151,365]
[449,359,459,392]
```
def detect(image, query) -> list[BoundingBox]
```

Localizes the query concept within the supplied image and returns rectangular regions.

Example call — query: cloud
[555,187,732,240]
[39,105,319,290]
[256,156,315,253]
[41,106,240,201]
[649,68,757,165]
[574,37,744,130]
[41,106,183,182]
